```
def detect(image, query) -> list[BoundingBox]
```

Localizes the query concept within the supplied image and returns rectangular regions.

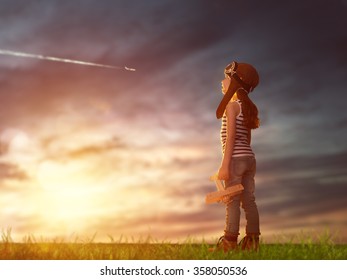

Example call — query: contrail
[0,49,136,71]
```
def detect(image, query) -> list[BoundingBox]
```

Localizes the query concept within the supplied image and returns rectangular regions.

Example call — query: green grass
[1,229,346,260]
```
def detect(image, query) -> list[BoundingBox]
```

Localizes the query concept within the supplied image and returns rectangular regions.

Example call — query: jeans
[224,156,260,236]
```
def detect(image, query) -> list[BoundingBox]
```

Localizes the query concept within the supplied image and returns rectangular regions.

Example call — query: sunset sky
[0,0,346,243]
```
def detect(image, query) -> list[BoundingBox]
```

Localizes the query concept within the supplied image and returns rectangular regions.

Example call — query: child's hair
[237,89,260,129]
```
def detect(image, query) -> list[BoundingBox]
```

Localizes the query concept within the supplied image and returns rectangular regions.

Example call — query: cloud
[65,137,126,159]
[254,151,347,236]
[0,162,29,182]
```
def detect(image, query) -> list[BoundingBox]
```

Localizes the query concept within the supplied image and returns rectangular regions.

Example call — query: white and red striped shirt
[220,100,255,157]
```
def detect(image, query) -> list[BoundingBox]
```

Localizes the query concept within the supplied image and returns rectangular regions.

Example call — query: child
[215,61,260,252]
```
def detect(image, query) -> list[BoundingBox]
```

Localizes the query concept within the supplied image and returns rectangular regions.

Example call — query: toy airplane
[205,174,244,204]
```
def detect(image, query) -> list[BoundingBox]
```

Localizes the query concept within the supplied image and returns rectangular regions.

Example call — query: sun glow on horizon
[0,120,219,241]
[34,159,102,231]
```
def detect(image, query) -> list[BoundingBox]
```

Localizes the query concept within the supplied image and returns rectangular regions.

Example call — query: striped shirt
[220,100,255,157]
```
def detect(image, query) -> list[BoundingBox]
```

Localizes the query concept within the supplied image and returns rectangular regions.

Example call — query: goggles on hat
[216,61,253,119]
[224,61,252,92]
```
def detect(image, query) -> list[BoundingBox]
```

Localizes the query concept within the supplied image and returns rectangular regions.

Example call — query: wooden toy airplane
[205,174,244,204]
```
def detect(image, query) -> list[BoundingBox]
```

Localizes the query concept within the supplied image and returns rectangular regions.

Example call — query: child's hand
[218,165,230,180]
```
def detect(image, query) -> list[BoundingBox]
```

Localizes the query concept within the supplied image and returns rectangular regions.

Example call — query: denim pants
[224,156,260,236]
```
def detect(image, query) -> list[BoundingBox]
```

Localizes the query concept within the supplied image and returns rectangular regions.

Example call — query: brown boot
[222,237,238,253]
[239,234,260,251]
[209,236,238,253]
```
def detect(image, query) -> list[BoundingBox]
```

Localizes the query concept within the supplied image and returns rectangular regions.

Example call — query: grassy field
[1,229,346,260]
[1,242,347,260]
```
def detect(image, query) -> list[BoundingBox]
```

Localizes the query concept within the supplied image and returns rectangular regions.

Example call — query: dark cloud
[258,178,347,216]
[258,151,347,175]
[253,151,347,235]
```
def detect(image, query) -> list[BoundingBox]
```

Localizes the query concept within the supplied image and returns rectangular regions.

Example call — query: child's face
[221,77,231,94]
